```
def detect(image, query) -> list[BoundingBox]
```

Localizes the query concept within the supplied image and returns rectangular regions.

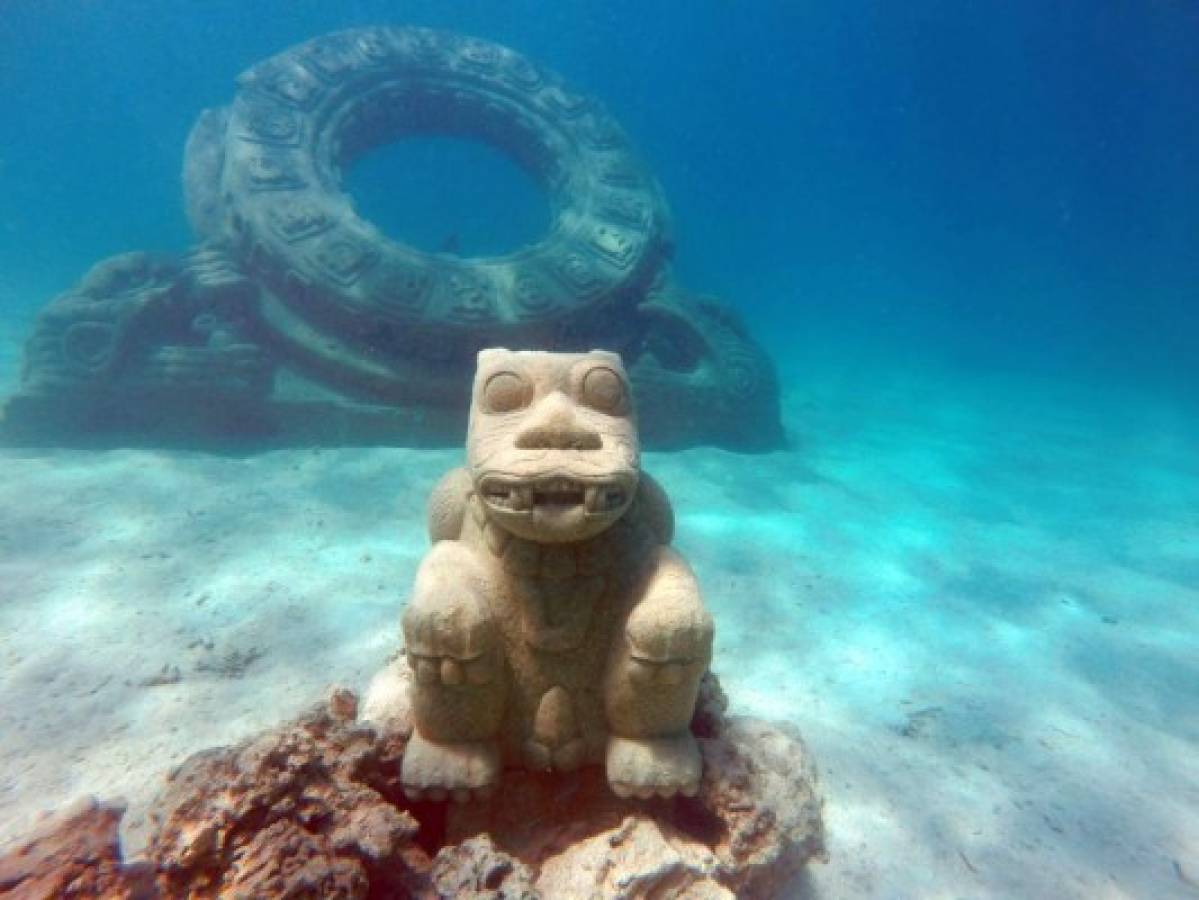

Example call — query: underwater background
[3,0,1198,391]
[1,1,1197,897]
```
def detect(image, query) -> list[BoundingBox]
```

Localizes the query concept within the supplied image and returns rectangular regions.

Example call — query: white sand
[1,365,1197,898]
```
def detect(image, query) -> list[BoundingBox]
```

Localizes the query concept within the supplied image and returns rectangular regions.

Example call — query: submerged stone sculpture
[0,352,826,893]
[2,26,782,450]
[402,349,714,801]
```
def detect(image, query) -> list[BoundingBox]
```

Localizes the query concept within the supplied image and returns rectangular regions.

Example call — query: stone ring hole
[344,136,550,258]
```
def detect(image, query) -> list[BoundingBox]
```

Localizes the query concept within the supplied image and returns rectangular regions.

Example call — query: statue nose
[515,392,602,450]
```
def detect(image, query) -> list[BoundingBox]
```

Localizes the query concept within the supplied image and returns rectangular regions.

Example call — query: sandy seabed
[1,358,1197,899]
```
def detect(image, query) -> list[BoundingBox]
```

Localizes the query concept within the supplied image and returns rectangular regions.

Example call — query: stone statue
[2,26,782,451]
[401,349,713,801]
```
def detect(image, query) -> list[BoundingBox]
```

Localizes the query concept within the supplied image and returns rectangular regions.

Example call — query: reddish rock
[411,665,824,897]
[430,835,536,898]
[217,819,367,898]
[4,673,824,898]
[328,687,359,723]
[0,797,148,899]
[144,700,426,898]
[438,701,826,898]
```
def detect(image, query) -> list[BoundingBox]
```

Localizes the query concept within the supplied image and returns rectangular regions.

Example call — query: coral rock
[144,701,425,898]
[0,797,147,898]
[430,835,537,899]
[436,691,826,898]
[5,677,824,898]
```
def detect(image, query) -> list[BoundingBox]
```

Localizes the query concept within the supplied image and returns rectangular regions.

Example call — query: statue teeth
[584,485,600,511]
[510,486,533,510]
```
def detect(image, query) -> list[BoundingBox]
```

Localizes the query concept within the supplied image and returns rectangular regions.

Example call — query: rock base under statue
[0,669,824,898]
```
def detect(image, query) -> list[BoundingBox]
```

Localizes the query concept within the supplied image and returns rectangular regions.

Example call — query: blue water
[2,0,1196,393]
[1,2,1198,895]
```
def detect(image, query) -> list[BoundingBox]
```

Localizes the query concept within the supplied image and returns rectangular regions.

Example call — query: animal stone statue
[401,349,713,801]
[2,26,782,451]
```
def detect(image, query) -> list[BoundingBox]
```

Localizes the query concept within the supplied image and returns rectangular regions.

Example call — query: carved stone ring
[186,26,671,361]
[4,26,782,450]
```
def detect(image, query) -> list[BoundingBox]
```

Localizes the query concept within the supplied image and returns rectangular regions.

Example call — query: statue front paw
[402,730,499,803]
[624,569,713,672]
[406,646,497,687]
[621,617,711,691]
[402,576,498,687]
[605,733,701,799]
[622,655,707,688]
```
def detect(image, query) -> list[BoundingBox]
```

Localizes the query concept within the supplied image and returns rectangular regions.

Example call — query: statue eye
[482,371,531,413]
[581,366,626,413]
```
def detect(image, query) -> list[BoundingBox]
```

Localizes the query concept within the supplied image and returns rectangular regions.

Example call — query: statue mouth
[480,476,629,515]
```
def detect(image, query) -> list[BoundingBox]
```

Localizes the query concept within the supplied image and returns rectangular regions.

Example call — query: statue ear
[477,347,512,367]
[586,349,624,369]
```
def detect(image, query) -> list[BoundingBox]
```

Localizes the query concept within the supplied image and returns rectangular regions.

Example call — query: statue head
[466,349,640,544]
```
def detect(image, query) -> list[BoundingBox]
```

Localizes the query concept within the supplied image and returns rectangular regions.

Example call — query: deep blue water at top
[0,0,1196,401]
